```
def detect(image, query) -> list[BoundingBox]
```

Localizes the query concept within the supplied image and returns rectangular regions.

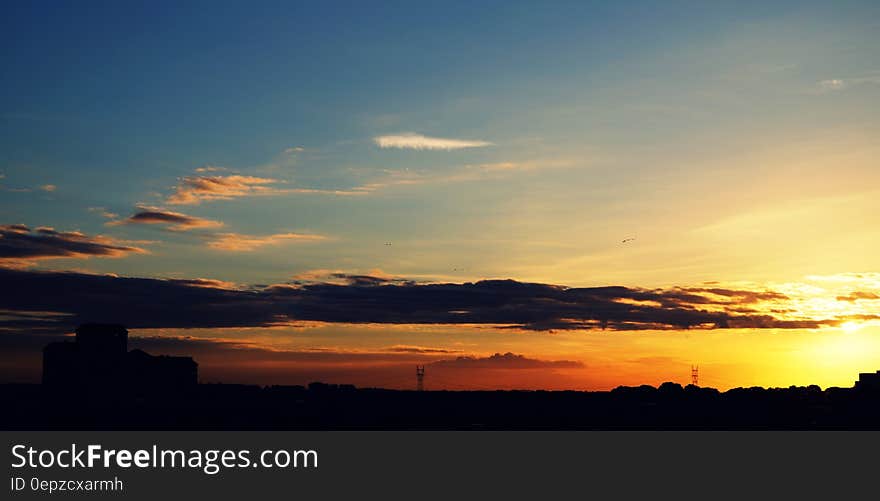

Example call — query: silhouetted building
[42,324,197,394]
[126,349,198,392]
[75,323,127,354]
[855,370,880,391]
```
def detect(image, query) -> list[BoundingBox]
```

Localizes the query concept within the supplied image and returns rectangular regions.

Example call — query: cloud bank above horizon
[1,268,877,334]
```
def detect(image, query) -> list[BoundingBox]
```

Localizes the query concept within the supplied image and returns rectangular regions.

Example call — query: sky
[2,1,880,390]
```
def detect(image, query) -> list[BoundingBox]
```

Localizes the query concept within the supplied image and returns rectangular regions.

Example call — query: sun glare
[839,321,862,333]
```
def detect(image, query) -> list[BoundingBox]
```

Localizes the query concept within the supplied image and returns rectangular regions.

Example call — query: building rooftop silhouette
[43,323,197,394]
[856,370,880,391]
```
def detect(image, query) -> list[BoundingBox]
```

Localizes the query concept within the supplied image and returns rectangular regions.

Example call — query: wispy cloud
[166,277,239,289]
[385,345,463,354]
[159,152,568,207]
[166,175,284,205]
[373,133,492,151]
[165,172,382,204]
[0,224,146,268]
[287,269,417,287]
[194,166,229,173]
[817,73,880,92]
[431,352,583,369]
[306,159,566,195]
[836,291,879,302]
[87,207,120,220]
[818,79,846,91]
[207,232,328,252]
[111,206,224,231]
[0,178,59,193]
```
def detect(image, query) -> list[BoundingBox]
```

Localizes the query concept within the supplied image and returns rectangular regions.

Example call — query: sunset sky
[2,1,879,390]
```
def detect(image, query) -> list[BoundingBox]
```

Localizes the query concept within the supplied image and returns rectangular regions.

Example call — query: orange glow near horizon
[91,272,879,391]
[116,325,880,392]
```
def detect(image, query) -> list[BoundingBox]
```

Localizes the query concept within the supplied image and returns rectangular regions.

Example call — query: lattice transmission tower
[416,365,425,391]
[691,365,699,386]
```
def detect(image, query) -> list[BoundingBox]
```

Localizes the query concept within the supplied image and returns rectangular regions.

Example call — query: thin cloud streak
[166,175,283,205]
[156,154,571,208]
[207,232,328,252]
[374,133,492,150]
[816,73,880,92]
[164,173,372,204]
[87,207,119,220]
[431,352,583,369]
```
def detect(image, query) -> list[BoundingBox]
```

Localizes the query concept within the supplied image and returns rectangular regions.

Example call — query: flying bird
[622,237,636,244]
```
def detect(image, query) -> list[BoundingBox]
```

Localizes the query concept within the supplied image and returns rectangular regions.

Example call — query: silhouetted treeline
[2,381,879,430]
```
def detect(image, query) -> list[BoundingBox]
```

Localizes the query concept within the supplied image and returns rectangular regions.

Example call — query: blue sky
[3,1,879,285]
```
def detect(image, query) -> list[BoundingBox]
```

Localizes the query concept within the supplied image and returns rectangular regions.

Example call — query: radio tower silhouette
[691,365,699,386]
[416,365,425,391]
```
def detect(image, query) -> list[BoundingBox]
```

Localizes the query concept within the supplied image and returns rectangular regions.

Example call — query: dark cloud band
[0,269,839,333]
[0,224,145,266]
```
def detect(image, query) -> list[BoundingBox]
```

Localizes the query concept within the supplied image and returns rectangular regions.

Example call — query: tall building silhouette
[855,370,880,391]
[43,323,197,394]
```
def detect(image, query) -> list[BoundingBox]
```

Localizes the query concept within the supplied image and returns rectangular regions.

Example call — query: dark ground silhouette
[2,379,880,430]
[1,324,879,430]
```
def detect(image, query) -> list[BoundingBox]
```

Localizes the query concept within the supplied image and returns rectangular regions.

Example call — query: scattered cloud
[87,207,119,220]
[123,337,444,364]
[0,225,146,268]
[111,206,224,231]
[274,186,374,196]
[0,309,73,334]
[373,133,492,151]
[385,345,463,354]
[432,352,583,369]
[836,291,880,302]
[166,277,239,289]
[288,269,417,287]
[166,175,284,205]
[194,166,229,173]
[817,73,880,92]
[678,287,788,303]
[818,79,846,91]
[1,182,62,193]
[207,232,328,252]
[304,159,574,197]
[284,146,305,154]
[158,154,570,207]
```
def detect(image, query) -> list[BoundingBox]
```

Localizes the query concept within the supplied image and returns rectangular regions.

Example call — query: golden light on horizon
[839,321,863,333]
[110,272,880,391]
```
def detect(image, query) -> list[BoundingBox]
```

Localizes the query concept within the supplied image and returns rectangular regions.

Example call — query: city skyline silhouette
[2,323,879,430]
